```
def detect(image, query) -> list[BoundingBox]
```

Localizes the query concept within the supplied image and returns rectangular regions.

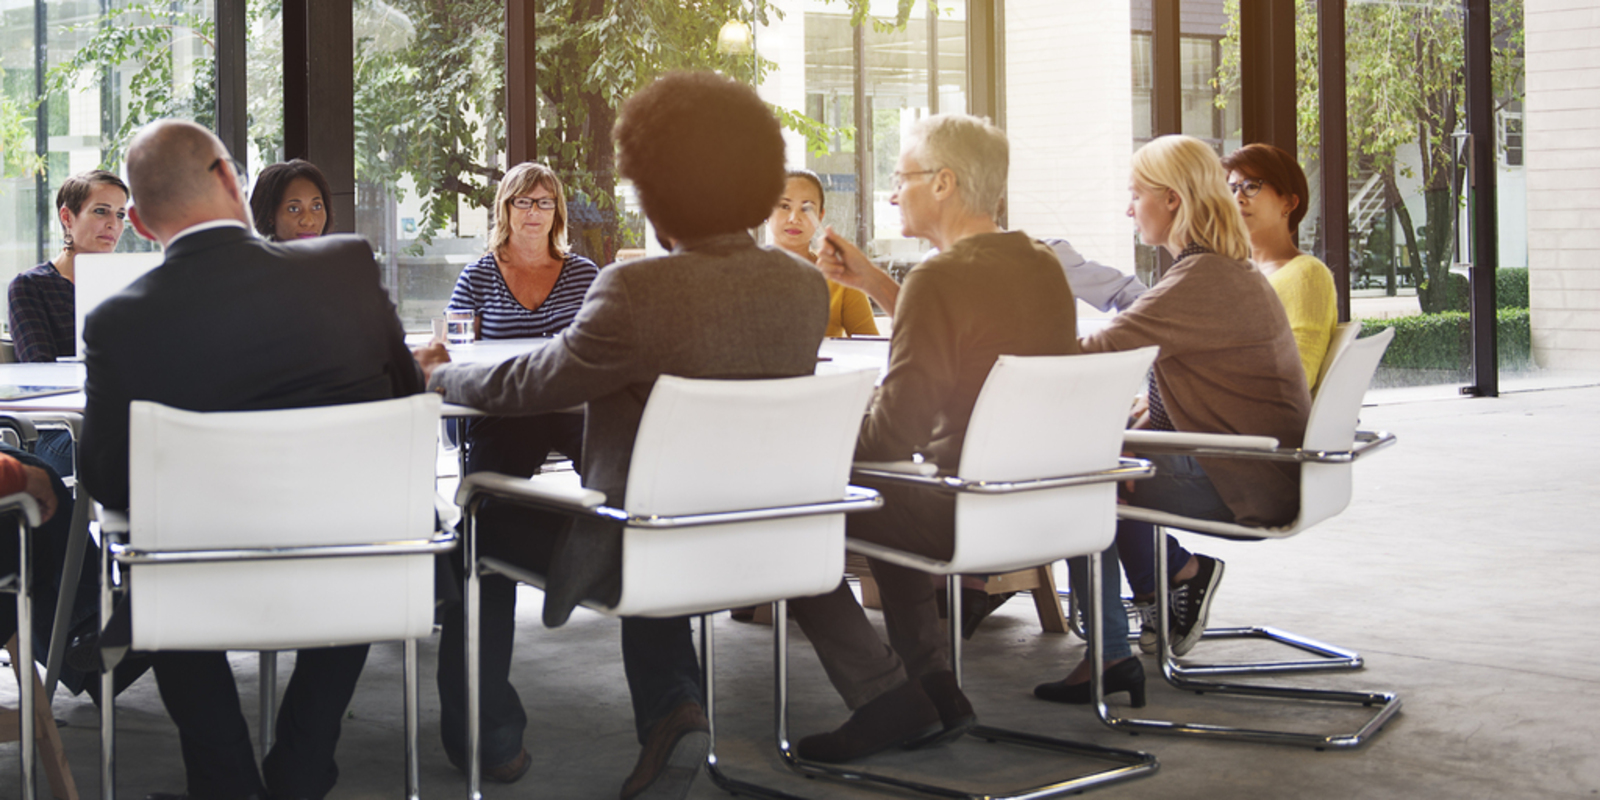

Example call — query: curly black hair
[615,71,786,242]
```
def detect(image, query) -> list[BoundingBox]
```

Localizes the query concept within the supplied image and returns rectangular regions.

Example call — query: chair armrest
[0,413,39,446]
[113,529,458,566]
[456,471,609,514]
[1123,429,1281,453]
[856,457,1154,494]
[0,491,42,527]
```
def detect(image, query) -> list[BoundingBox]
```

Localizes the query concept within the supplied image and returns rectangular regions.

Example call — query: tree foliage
[1216,0,1524,314]
[47,0,909,262]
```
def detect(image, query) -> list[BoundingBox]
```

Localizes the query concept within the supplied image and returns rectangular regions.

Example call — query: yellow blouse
[827,279,879,338]
[1266,254,1338,389]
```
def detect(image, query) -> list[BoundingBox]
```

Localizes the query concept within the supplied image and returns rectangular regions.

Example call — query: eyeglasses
[510,196,558,211]
[208,155,248,186]
[1227,179,1264,198]
[891,170,936,191]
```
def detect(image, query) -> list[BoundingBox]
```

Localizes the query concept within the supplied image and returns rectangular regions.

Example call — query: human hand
[413,342,452,386]
[21,464,57,523]
[814,227,878,289]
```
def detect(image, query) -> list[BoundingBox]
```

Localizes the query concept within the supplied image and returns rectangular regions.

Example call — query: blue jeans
[1068,453,1235,660]
[1115,453,1235,597]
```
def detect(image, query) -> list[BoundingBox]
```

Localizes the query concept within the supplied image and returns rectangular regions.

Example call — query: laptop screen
[73,252,163,360]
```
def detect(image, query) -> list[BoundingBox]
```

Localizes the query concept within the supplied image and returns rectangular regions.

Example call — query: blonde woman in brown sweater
[1034,135,1311,705]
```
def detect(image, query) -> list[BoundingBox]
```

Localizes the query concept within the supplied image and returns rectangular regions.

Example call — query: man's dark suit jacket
[79,224,424,511]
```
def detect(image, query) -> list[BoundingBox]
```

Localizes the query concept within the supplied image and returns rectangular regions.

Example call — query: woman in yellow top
[767,168,879,337]
[1222,144,1338,389]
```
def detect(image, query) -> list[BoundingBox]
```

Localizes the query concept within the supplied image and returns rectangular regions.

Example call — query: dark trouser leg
[150,651,266,799]
[262,644,370,800]
[788,479,952,709]
[435,412,580,764]
[789,581,907,710]
[437,571,527,766]
[621,616,703,744]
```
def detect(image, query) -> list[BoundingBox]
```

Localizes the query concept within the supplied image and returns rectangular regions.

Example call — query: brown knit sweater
[1082,252,1311,526]
[858,231,1081,470]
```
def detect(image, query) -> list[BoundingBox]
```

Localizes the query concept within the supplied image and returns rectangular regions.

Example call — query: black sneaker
[1169,555,1224,657]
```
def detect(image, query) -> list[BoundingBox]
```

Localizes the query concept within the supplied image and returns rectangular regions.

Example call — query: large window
[759,0,967,271]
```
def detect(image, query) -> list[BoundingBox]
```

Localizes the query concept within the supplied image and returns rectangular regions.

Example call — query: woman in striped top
[436,162,599,780]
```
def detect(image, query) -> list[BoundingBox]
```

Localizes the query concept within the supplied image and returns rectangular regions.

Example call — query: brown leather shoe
[446,746,532,784]
[621,701,710,800]
[796,679,943,763]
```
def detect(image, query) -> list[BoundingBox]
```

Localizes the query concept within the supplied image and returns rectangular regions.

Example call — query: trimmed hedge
[1361,308,1531,370]
[1445,267,1529,312]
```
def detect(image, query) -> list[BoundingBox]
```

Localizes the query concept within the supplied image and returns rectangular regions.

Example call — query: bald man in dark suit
[79,119,422,800]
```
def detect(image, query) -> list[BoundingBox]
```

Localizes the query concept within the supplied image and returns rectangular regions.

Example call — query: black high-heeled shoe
[1032,657,1147,707]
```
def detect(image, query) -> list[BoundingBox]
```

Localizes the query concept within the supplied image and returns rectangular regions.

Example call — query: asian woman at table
[1222,143,1338,390]
[249,158,333,241]
[6,169,128,476]
[434,160,599,783]
[1033,135,1311,705]
[767,169,878,337]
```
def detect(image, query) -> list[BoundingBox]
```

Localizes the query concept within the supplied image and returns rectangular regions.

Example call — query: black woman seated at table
[434,160,599,784]
[767,168,877,337]
[7,170,129,476]
[1032,134,1311,707]
[249,159,333,241]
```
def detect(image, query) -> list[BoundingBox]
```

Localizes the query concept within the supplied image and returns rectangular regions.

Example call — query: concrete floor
[6,382,1600,799]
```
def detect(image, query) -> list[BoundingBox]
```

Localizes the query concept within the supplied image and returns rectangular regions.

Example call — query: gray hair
[902,114,1008,219]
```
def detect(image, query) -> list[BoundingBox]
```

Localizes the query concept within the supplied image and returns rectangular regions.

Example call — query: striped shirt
[8,262,76,362]
[447,251,599,339]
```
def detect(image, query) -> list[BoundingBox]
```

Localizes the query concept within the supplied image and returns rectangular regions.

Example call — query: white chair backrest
[127,393,442,650]
[1313,321,1362,393]
[74,252,162,359]
[613,370,877,618]
[1298,327,1393,528]
[950,347,1159,573]
[625,370,878,516]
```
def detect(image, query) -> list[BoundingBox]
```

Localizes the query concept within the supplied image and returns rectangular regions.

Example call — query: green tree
[50,0,908,263]
[1216,0,1523,313]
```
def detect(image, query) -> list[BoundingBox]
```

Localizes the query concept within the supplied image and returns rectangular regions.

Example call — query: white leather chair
[96,394,455,800]
[454,370,882,800]
[1106,327,1402,748]
[744,349,1163,800]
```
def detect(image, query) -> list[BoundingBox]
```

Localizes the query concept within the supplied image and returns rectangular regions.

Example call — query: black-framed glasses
[510,196,558,211]
[891,170,936,191]
[1227,179,1264,198]
[209,155,248,186]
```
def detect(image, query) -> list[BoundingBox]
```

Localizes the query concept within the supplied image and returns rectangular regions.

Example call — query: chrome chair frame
[96,519,457,800]
[711,458,1160,800]
[1,492,44,800]
[456,477,883,800]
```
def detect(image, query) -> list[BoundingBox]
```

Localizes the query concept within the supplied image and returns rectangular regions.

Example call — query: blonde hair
[491,162,568,260]
[1131,135,1249,261]
[903,114,1008,219]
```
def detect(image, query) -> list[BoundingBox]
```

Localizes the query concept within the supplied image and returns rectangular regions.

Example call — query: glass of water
[444,308,475,345]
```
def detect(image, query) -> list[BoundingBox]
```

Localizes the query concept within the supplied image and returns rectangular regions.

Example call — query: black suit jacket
[79,225,424,511]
